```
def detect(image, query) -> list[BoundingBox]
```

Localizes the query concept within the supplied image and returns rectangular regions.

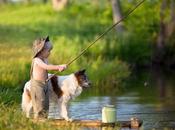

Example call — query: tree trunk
[52,0,68,11]
[0,0,8,3]
[153,0,167,64]
[43,0,48,4]
[111,0,124,33]
[157,0,167,49]
[167,0,175,37]
[153,0,175,65]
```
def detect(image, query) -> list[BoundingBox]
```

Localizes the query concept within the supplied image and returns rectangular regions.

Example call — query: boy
[30,36,67,119]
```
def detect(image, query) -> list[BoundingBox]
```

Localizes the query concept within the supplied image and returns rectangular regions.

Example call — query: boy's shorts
[30,79,49,118]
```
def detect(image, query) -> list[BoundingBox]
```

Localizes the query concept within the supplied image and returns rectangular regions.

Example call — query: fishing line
[46,0,146,82]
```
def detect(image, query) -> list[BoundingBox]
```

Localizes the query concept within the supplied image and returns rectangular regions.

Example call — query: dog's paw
[68,118,73,122]
[65,117,73,122]
[26,113,31,118]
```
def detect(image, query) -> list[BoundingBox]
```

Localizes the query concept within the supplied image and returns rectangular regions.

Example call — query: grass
[0,104,82,130]
[0,3,130,89]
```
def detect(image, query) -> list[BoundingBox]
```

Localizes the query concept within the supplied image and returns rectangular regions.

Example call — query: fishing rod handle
[46,63,71,82]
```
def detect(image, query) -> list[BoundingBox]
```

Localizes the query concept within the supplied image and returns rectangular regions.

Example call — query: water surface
[68,69,175,130]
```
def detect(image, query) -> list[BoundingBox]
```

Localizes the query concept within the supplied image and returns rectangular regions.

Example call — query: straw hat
[32,36,49,58]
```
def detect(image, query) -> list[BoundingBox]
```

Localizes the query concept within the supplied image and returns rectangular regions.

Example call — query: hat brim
[33,36,50,58]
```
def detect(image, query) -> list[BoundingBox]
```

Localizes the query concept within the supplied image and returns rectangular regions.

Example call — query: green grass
[0,104,82,130]
[0,3,130,89]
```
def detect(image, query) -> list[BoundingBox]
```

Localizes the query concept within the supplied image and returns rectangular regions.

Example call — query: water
[68,69,175,130]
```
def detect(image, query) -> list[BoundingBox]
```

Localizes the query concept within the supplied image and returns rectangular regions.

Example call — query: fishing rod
[46,0,146,82]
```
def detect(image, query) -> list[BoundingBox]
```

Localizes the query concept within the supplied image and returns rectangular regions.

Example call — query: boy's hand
[58,64,67,72]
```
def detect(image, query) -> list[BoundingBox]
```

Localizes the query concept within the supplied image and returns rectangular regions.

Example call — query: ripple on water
[68,95,175,129]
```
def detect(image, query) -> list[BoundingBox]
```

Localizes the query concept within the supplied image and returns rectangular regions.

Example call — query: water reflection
[68,69,175,130]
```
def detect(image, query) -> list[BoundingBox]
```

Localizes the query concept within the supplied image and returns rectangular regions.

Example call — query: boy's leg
[31,80,46,119]
[44,84,49,112]
[35,85,46,118]
[30,85,39,118]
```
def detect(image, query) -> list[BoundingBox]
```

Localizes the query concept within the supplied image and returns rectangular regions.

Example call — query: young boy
[30,36,67,119]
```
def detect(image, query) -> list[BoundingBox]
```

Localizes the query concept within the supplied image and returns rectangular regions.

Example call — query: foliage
[0,0,169,102]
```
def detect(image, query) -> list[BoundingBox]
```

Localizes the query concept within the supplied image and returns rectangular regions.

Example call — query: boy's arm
[34,58,61,71]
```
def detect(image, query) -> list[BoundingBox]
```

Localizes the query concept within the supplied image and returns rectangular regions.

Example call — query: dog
[21,69,90,121]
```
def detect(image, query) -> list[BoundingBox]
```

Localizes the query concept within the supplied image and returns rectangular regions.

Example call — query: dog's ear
[74,70,80,76]
[75,69,86,76]
[80,69,86,74]
[45,36,49,42]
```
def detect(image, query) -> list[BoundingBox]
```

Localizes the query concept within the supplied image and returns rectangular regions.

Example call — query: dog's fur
[21,69,90,121]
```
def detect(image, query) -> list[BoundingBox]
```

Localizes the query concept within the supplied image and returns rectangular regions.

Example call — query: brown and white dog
[21,69,90,121]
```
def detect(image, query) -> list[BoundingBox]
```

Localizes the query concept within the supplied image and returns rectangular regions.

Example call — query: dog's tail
[21,81,31,112]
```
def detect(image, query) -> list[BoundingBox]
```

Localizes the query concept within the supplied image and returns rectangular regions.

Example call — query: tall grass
[0,104,81,130]
[0,3,130,90]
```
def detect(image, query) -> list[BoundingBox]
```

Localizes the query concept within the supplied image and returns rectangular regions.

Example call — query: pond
[68,68,175,130]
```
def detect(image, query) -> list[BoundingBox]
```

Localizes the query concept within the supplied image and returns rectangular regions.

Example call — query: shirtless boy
[30,36,67,119]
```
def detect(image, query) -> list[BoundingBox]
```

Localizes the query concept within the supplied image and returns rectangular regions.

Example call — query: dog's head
[74,69,91,88]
